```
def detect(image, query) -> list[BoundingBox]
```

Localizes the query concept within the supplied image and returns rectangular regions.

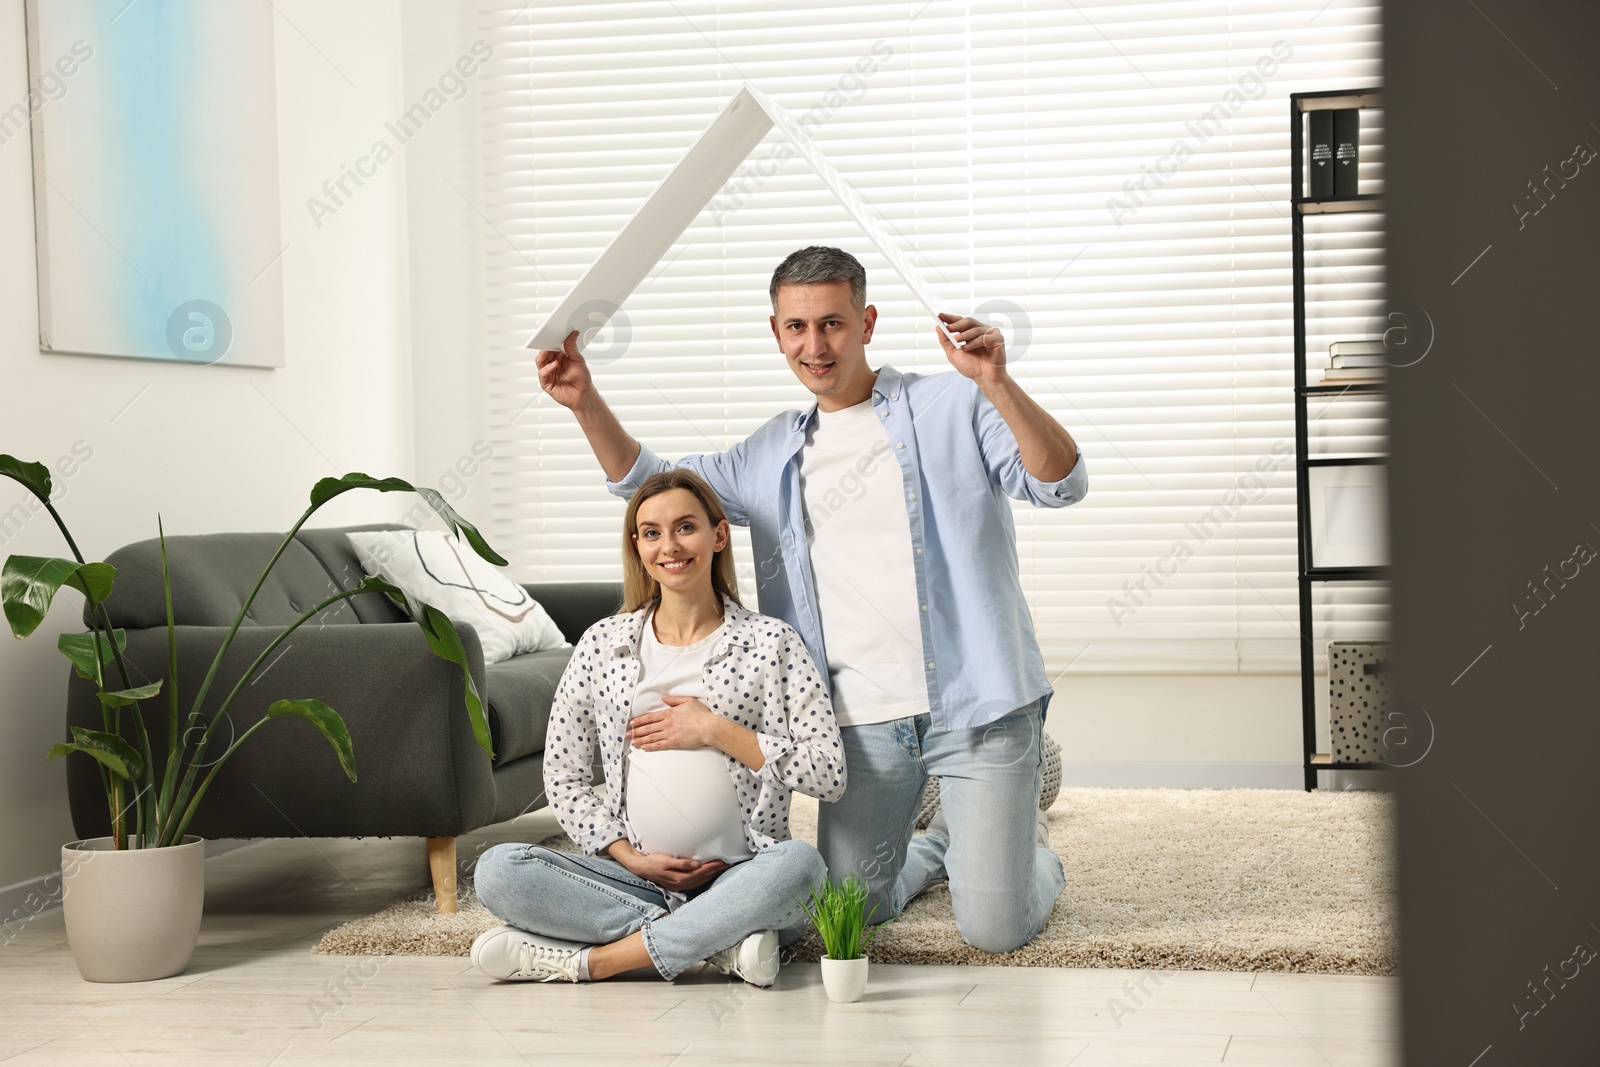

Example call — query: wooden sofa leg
[427,836,458,914]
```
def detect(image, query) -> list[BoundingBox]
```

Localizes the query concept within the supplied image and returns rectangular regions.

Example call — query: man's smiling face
[770,281,878,411]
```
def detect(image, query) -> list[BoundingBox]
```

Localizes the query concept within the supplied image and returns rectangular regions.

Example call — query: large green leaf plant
[0,454,499,849]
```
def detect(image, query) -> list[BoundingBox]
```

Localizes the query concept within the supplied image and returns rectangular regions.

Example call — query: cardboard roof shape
[526,84,952,353]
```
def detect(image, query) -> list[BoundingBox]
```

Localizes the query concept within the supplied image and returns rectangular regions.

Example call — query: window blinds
[473,0,1386,673]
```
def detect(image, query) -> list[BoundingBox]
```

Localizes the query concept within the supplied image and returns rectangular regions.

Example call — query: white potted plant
[802,873,884,1003]
[0,455,498,982]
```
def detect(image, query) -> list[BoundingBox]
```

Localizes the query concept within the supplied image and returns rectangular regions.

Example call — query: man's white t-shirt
[624,611,754,863]
[799,398,932,728]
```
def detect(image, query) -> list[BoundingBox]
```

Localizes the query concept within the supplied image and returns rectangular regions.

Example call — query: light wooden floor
[0,809,1400,1066]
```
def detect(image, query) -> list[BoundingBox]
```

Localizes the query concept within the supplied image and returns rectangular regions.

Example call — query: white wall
[1046,672,1342,789]
[398,0,490,492]
[0,0,419,890]
[1051,674,1297,762]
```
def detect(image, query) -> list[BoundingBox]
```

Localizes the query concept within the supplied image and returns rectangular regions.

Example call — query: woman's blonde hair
[619,469,741,614]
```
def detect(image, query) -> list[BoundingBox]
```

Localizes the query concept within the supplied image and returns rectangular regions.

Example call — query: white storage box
[1328,641,1391,763]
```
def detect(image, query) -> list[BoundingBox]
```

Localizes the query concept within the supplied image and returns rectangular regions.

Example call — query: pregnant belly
[625,747,754,864]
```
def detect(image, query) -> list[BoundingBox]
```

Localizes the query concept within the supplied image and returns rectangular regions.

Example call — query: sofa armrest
[65,622,496,841]
[523,582,623,645]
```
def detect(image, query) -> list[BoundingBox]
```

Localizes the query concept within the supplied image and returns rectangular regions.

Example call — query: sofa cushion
[486,647,574,765]
[295,524,412,624]
[97,532,365,629]
[347,529,568,665]
[522,582,624,644]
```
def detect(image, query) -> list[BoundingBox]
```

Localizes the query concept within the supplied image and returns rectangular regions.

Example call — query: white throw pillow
[346,529,569,665]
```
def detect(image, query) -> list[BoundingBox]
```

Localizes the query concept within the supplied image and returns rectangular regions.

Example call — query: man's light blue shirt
[606,364,1088,732]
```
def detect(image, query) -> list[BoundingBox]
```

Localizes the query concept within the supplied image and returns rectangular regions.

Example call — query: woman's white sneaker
[471,925,587,983]
[705,929,781,987]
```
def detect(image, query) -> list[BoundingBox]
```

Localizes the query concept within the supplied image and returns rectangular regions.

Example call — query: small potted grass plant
[802,873,883,1003]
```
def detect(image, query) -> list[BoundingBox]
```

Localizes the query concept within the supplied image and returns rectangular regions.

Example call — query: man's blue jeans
[474,838,825,980]
[817,700,1064,953]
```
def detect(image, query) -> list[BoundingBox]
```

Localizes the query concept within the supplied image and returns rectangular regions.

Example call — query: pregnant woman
[472,469,844,987]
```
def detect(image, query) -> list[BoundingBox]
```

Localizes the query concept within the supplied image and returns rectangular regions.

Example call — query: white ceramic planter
[61,835,205,983]
[820,955,869,1003]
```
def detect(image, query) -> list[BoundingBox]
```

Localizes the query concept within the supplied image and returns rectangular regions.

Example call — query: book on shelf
[1332,353,1387,369]
[1333,108,1360,196]
[1308,111,1334,197]
[1320,366,1386,385]
[1328,339,1388,369]
[1329,340,1387,358]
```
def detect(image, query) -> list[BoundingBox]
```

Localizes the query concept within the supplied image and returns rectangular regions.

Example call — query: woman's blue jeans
[474,838,826,980]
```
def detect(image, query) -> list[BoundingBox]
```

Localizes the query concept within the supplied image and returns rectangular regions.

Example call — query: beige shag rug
[315,788,1395,975]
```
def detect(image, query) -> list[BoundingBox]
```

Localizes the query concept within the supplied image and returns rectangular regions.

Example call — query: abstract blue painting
[24,0,284,367]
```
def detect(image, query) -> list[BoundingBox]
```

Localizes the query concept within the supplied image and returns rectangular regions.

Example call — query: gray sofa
[65,523,619,912]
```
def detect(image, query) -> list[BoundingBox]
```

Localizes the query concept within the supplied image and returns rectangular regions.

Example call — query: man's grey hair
[768,246,866,313]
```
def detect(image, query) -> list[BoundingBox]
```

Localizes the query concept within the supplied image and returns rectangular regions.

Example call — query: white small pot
[820,954,869,1003]
[61,835,205,983]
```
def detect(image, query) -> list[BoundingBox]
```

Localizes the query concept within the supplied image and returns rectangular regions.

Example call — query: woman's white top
[623,612,754,863]
[543,598,845,859]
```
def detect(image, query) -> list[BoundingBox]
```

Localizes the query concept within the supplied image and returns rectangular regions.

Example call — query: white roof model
[526,84,952,353]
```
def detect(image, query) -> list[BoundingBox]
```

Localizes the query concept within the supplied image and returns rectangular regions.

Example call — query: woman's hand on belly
[628,696,721,750]
[606,838,728,892]
[629,696,766,772]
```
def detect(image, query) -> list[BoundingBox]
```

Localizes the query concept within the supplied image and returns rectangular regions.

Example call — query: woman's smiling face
[632,487,728,596]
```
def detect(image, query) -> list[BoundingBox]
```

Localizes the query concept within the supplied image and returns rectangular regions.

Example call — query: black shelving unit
[1290,88,1386,790]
